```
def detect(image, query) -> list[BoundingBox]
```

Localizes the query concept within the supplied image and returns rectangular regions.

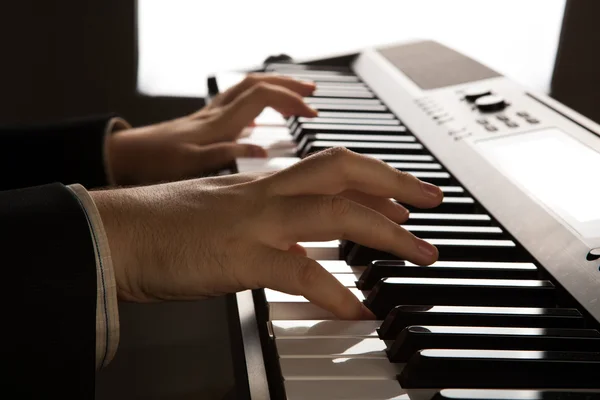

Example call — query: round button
[475,95,508,112]
[464,87,492,102]
[587,248,600,261]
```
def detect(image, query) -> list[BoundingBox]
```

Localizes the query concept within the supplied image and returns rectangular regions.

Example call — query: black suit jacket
[1,115,114,398]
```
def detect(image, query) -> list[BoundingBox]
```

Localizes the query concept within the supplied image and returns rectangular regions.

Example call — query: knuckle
[296,260,321,289]
[243,74,261,87]
[251,81,271,94]
[324,195,352,219]
[325,146,351,160]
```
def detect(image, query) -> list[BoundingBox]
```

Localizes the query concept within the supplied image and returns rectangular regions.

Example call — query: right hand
[91,148,443,320]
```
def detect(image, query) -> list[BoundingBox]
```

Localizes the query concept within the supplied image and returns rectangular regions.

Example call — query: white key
[334,273,361,287]
[387,162,442,170]
[284,380,408,400]
[276,337,387,358]
[254,107,287,126]
[236,157,300,173]
[405,260,536,270]
[264,147,298,157]
[265,288,365,320]
[438,186,464,193]
[280,357,403,380]
[300,241,340,260]
[271,320,382,338]
[239,126,293,143]
[238,126,296,157]
[317,260,365,274]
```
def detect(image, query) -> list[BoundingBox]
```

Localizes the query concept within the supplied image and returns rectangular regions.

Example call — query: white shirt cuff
[68,183,120,370]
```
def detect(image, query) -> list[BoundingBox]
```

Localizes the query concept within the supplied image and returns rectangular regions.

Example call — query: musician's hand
[91,148,443,320]
[107,74,317,185]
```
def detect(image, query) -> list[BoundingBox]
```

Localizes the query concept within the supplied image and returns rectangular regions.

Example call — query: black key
[314,82,370,90]
[297,133,416,154]
[265,63,352,73]
[403,171,452,186]
[403,197,476,214]
[428,238,525,261]
[433,389,600,400]
[388,326,600,362]
[364,277,555,319]
[304,97,382,106]
[312,90,375,99]
[398,349,600,388]
[407,212,492,226]
[316,112,396,120]
[357,260,537,290]
[345,238,526,265]
[287,112,397,129]
[310,103,387,112]
[292,123,407,141]
[378,305,586,340]
[278,72,360,82]
[300,141,424,157]
[296,117,400,126]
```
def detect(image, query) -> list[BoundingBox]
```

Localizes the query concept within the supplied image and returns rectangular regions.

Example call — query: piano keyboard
[217,40,600,399]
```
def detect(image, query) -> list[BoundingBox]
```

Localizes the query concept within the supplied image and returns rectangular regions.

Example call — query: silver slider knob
[475,95,508,112]
[464,87,492,102]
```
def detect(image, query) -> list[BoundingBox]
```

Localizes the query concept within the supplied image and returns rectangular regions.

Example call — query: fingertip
[395,203,410,223]
[420,181,444,205]
[360,304,377,320]
[302,81,317,94]
[246,145,268,158]
[303,106,319,117]
[415,237,439,265]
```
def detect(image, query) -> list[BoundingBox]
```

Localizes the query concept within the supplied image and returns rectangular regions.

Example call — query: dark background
[0,1,202,127]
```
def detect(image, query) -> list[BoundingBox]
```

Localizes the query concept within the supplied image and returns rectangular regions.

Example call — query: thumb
[195,142,267,172]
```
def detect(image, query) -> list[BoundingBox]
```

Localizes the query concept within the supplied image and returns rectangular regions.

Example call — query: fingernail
[417,238,436,257]
[421,181,441,197]
[360,304,376,320]
[250,146,267,158]
[309,107,319,116]
[397,204,409,220]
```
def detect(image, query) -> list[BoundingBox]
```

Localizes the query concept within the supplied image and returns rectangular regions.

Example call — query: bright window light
[137,0,566,97]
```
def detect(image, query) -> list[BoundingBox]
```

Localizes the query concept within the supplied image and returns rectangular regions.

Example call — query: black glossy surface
[433,389,600,400]
[357,260,538,290]
[365,277,556,318]
[388,325,600,362]
[378,305,585,340]
[399,349,600,388]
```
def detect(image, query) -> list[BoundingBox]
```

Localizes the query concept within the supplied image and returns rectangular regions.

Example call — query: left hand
[107,74,317,185]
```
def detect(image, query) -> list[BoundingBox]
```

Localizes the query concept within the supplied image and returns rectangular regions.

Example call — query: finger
[194,143,267,172]
[287,243,307,257]
[267,147,443,209]
[214,74,316,107]
[252,247,374,320]
[271,195,438,266]
[342,190,409,224]
[217,83,318,140]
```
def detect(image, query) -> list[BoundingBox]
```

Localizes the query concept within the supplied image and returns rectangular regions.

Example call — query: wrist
[90,189,141,302]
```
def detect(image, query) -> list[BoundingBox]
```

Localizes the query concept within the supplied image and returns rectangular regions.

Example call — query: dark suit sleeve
[0,115,117,191]
[1,183,97,398]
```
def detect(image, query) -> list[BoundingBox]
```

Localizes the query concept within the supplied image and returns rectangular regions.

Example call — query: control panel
[413,82,545,142]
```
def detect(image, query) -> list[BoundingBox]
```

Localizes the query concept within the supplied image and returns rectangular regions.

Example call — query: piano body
[212,40,600,399]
